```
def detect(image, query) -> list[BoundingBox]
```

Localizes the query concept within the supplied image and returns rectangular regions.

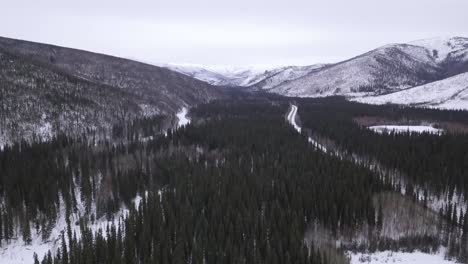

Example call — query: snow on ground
[352,72,468,110]
[176,107,190,128]
[348,248,458,264]
[0,188,143,264]
[0,137,5,151]
[0,235,53,264]
[369,125,443,135]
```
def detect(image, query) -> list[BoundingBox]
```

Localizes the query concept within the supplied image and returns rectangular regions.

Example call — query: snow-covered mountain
[270,44,442,96]
[352,72,468,110]
[271,37,468,97]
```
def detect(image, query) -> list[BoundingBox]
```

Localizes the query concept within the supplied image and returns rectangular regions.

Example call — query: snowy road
[287,105,301,133]
[286,105,327,152]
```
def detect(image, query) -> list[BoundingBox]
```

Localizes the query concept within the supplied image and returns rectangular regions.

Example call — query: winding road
[286,105,327,152]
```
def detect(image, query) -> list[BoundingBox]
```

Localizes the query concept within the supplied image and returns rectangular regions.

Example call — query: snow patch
[348,248,457,264]
[369,125,442,135]
[176,107,190,128]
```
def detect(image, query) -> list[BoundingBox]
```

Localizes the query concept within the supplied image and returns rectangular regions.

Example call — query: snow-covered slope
[250,65,326,90]
[353,72,468,110]
[410,37,468,62]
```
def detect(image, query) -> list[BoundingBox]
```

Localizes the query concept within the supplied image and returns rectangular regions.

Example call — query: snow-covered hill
[273,44,442,96]
[352,72,468,110]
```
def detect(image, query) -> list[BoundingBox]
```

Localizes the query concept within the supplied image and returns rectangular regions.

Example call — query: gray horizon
[2,0,468,66]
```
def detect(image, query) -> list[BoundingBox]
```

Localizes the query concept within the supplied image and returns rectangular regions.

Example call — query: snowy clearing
[176,107,190,128]
[369,125,442,135]
[348,249,458,264]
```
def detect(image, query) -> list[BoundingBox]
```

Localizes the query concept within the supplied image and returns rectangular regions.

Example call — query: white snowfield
[369,125,443,135]
[176,107,191,128]
[354,72,468,110]
[348,249,457,264]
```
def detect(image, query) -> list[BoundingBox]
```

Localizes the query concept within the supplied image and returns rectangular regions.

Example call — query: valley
[0,36,467,264]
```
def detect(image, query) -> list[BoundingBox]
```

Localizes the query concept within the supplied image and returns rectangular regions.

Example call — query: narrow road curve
[287,105,301,133]
[287,104,327,152]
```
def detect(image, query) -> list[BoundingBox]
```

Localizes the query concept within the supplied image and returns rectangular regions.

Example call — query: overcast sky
[2,0,468,66]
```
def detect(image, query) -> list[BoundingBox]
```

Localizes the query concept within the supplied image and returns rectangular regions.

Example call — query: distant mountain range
[166,37,468,110]
[162,63,328,88]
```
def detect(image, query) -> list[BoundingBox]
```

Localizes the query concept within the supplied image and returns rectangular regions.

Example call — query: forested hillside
[0,36,223,147]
